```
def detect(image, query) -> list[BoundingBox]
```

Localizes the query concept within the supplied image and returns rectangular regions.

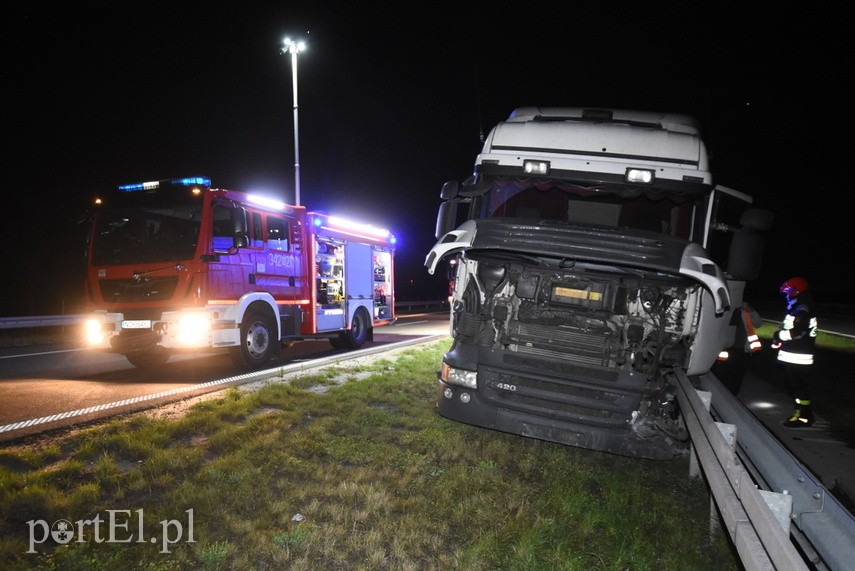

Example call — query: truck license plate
[122,320,152,329]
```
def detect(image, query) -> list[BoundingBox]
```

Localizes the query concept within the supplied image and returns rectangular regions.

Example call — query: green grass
[0,341,739,570]
[756,322,855,352]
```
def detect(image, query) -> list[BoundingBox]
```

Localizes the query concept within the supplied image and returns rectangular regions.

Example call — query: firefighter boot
[783,400,815,428]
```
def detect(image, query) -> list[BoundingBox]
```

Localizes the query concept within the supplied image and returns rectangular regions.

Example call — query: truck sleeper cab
[426,108,770,459]
[84,177,395,370]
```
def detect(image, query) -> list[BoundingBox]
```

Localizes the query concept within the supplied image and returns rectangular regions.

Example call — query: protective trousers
[782,362,814,425]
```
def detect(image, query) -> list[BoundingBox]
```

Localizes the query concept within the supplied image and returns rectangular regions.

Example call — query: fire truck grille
[99,277,179,303]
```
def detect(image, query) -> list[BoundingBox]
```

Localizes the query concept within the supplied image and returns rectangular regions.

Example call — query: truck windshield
[473,177,701,240]
[91,205,202,265]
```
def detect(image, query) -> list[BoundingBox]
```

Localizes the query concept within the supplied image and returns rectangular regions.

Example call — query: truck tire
[125,350,170,369]
[232,307,278,369]
[342,307,370,350]
[329,336,346,350]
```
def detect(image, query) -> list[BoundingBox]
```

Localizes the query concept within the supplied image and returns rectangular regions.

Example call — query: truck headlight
[523,160,550,175]
[625,168,654,184]
[175,312,212,346]
[84,318,106,345]
[441,362,477,388]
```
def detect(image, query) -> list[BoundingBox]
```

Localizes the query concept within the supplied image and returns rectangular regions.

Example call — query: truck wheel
[232,308,278,369]
[342,308,370,350]
[329,336,346,350]
[126,351,170,369]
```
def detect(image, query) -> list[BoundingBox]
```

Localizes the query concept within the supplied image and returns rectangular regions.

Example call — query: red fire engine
[83,177,395,369]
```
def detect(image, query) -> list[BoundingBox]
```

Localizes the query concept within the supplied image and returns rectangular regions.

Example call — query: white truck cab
[427,108,771,459]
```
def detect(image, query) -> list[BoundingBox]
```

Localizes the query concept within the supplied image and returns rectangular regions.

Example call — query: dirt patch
[140,344,424,420]
[307,370,373,394]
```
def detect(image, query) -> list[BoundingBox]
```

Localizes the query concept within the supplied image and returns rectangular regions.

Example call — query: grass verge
[756,323,855,352]
[0,340,738,570]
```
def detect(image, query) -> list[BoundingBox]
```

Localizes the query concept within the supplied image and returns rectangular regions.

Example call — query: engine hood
[425,218,730,314]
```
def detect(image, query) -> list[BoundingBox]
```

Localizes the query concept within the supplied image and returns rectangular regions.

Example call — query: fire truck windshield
[91,205,201,265]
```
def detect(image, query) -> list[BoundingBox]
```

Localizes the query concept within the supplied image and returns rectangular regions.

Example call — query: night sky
[2,3,851,316]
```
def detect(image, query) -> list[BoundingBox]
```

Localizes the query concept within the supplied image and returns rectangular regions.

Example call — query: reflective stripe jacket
[776,293,818,366]
[742,303,762,353]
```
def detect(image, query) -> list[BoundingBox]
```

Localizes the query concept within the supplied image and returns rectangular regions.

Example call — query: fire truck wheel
[342,308,371,350]
[329,336,346,350]
[125,351,170,369]
[232,308,279,369]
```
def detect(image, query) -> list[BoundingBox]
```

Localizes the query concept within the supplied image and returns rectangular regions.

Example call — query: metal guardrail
[0,315,86,330]
[677,367,855,569]
[675,368,807,570]
[393,300,447,311]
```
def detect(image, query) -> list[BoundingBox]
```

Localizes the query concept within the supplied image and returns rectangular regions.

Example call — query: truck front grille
[508,321,611,366]
[99,277,178,303]
[474,320,644,428]
[480,360,645,429]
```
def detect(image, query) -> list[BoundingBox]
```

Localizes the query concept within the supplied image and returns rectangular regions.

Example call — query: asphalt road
[730,344,855,514]
[0,313,449,441]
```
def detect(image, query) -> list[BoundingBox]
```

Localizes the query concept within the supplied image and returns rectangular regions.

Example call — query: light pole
[282,37,306,206]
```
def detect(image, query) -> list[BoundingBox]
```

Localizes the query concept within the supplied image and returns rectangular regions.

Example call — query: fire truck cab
[83,177,395,369]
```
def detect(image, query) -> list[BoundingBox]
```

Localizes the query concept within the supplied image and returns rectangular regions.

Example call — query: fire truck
[426,108,772,460]
[83,177,395,369]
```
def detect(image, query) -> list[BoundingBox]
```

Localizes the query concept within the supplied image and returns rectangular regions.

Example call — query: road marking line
[0,348,86,360]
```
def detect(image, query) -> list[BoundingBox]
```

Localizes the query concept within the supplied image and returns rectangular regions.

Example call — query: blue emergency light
[118,176,211,192]
[173,176,211,186]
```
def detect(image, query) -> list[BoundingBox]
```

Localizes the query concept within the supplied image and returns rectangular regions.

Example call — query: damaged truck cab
[425,108,771,459]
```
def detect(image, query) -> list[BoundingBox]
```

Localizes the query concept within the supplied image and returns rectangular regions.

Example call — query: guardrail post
[711,421,737,543]
[758,490,793,536]
[679,368,811,570]
[689,390,712,479]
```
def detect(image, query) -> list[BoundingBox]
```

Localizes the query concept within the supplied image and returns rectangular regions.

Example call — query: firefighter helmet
[779,277,809,296]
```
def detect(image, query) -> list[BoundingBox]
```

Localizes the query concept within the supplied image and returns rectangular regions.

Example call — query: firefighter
[771,277,819,427]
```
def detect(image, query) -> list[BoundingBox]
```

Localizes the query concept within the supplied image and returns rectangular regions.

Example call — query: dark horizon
[3,4,851,316]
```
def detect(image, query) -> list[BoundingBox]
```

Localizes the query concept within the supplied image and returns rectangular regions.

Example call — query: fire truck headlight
[175,313,212,346]
[84,318,105,345]
[441,362,477,388]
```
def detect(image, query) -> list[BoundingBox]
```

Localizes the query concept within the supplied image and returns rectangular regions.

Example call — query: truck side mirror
[440,180,459,200]
[727,208,773,281]
[727,230,765,281]
[232,207,249,235]
[435,201,459,239]
[233,233,249,249]
[231,208,249,249]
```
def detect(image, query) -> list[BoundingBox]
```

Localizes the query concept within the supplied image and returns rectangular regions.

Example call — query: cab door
[257,214,303,336]
[690,185,772,374]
